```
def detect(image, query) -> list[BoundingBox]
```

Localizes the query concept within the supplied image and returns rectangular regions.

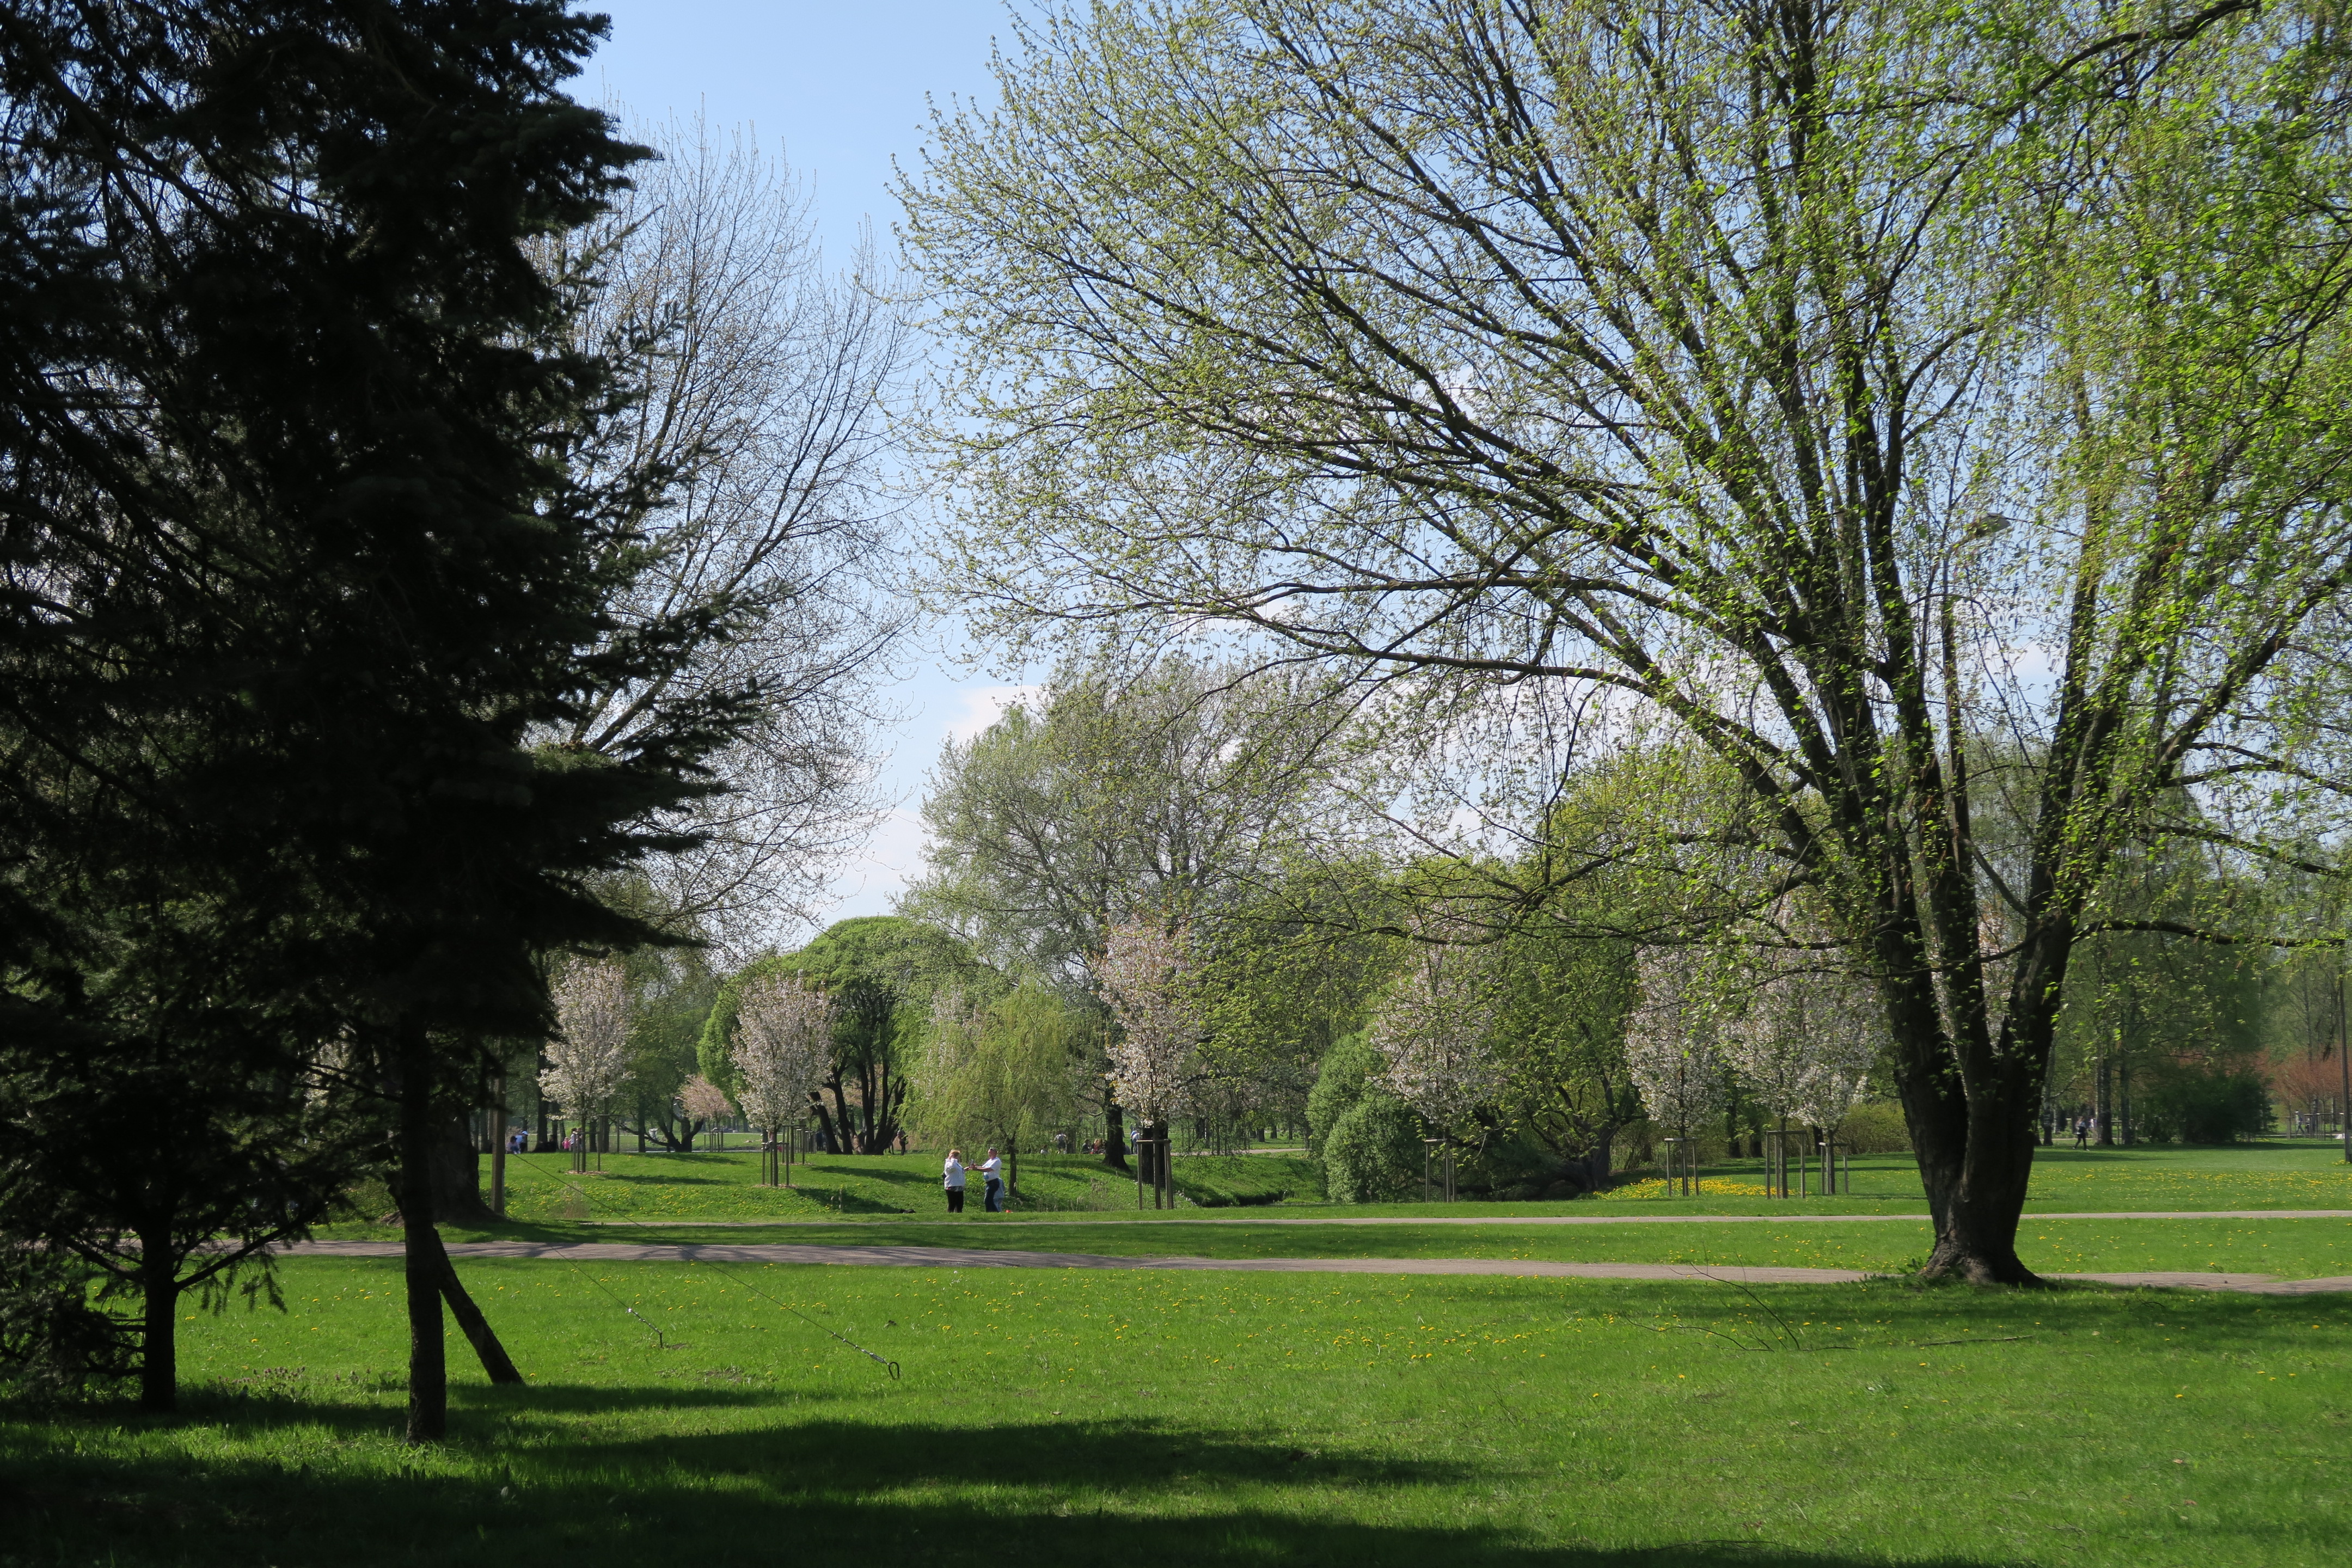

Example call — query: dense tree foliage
[906,0,2352,1279]
[0,0,753,1431]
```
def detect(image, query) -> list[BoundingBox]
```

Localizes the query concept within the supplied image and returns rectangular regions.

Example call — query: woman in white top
[978,1148,1005,1212]
[943,1148,967,1214]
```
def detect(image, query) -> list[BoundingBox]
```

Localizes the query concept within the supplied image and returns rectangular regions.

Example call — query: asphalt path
[280,1238,2352,1295]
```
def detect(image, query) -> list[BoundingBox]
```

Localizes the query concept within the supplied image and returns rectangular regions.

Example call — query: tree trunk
[1581,1126,1615,1193]
[431,1110,493,1226]
[1900,1030,2045,1285]
[396,1016,448,1443]
[137,1227,176,1413]
[2096,1049,2114,1146]
[437,1259,523,1384]
[1102,1102,1130,1172]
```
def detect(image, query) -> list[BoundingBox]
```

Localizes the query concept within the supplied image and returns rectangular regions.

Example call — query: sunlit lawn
[4,1257,2345,1566]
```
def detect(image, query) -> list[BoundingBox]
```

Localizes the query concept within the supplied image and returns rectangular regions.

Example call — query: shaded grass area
[465,1214,2352,1280]
[4,1257,2347,1566]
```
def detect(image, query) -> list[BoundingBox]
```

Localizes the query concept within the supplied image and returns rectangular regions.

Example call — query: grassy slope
[4,1256,2345,1566]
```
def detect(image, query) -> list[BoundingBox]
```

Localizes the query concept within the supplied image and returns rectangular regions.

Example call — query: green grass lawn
[4,1255,2345,1565]
[424,1147,1325,1229]
[396,1142,2352,1242]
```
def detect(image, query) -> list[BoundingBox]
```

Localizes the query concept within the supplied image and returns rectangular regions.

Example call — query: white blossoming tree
[1623,946,1728,1193]
[681,1075,734,1151]
[732,971,835,1186]
[1370,943,1500,1134]
[1098,919,1199,1199]
[543,960,634,1171]
[1712,938,1883,1192]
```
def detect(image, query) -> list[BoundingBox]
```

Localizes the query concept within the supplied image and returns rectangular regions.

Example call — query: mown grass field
[413,1147,1326,1230]
[4,1256,2345,1566]
[401,1141,2352,1240]
[377,1142,2352,1281]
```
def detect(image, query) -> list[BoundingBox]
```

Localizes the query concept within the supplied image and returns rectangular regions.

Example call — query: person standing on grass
[979,1147,1005,1212]
[944,1148,968,1214]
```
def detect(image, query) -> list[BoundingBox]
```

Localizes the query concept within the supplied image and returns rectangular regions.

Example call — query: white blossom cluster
[731,971,835,1135]
[681,1075,734,1124]
[1622,945,1729,1134]
[1370,942,1500,1130]
[1098,920,1198,1125]
[1630,940,1885,1134]
[542,960,634,1123]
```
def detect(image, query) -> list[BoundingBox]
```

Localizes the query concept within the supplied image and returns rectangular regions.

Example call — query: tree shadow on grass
[2,1408,2014,1568]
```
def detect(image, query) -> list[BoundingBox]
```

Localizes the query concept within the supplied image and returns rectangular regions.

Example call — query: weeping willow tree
[905,0,2352,1279]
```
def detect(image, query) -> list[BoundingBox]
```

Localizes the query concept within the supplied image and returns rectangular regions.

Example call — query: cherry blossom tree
[543,961,634,1170]
[732,972,835,1185]
[1370,942,1500,1132]
[1710,936,1884,1190]
[1098,920,1199,1194]
[681,1075,734,1151]
[1623,947,1728,1191]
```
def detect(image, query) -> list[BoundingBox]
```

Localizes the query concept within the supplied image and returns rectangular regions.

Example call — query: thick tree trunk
[1581,1126,1615,1193]
[1900,1027,2047,1285]
[396,1018,448,1443]
[1102,1102,1130,1172]
[137,1229,176,1413]
[431,1111,494,1226]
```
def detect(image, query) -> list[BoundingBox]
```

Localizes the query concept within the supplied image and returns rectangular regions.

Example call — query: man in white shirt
[943,1148,967,1214]
[978,1148,1005,1212]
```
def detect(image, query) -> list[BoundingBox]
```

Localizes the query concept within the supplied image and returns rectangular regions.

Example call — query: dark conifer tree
[0,2,758,1434]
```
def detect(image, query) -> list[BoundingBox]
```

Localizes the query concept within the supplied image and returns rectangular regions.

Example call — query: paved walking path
[578,1209,2352,1227]
[282,1239,2352,1295]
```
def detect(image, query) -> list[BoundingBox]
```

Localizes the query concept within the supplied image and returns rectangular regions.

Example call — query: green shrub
[1457,1128,1557,1199]
[1305,1031,1379,1159]
[1839,1101,1912,1154]
[1321,1089,1425,1203]
[2137,1066,2269,1144]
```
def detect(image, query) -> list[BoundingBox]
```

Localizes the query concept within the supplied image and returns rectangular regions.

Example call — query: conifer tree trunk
[137,1227,176,1413]
[396,1017,448,1443]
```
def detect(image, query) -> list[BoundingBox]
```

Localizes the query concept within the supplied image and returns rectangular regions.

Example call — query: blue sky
[586,1,1043,938]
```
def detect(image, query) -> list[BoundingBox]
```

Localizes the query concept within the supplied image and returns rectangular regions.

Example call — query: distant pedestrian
[979,1147,1004,1212]
[944,1148,967,1214]
[2072,1117,2089,1149]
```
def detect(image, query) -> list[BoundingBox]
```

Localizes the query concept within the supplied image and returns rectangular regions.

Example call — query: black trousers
[946,1186,965,1212]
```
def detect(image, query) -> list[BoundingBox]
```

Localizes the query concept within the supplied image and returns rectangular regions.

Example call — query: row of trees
[0,2,900,1430]
[872,654,2335,1205]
